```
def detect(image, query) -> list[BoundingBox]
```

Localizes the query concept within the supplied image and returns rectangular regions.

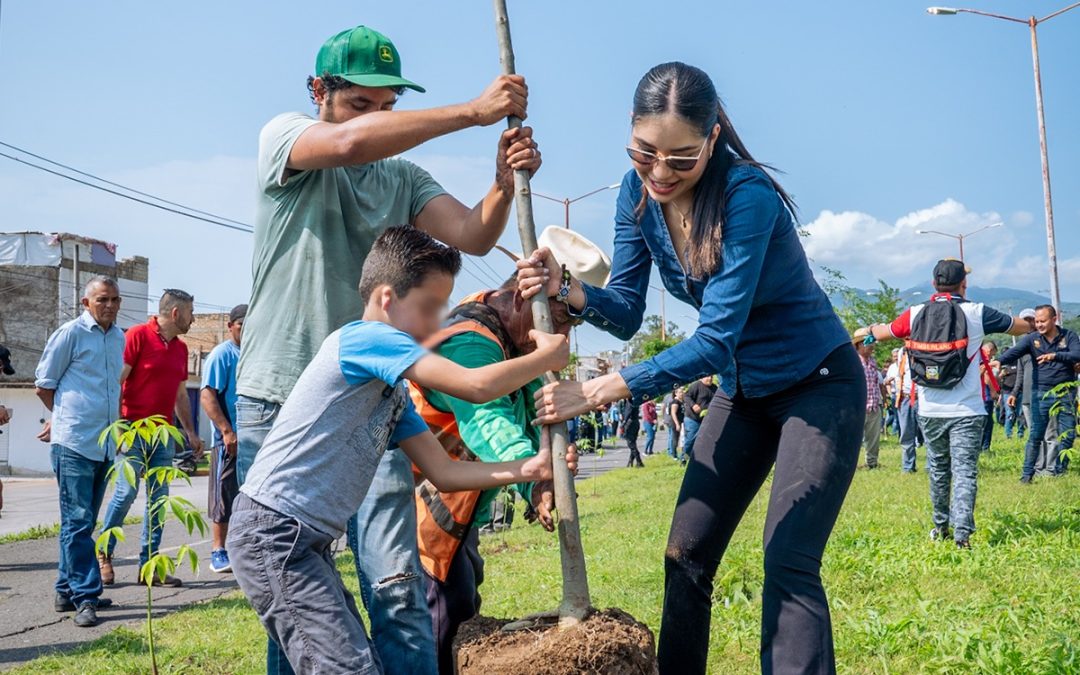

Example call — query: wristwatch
[556,264,572,303]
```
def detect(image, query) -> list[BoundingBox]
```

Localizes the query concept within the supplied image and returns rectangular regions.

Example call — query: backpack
[905,294,971,389]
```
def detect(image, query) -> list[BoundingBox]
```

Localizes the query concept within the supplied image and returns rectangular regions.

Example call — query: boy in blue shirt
[229,226,570,674]
[199,303,247,573]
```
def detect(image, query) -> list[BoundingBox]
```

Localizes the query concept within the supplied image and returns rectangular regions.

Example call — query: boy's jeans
[235,396,436,675]
[100,436,174,567]
[52,445,110,607]
[348,449,438,675]
[229,494,381,675]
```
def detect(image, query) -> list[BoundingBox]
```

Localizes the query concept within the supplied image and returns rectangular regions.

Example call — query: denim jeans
[1023,389,1076,478]
[659,345,863,675]
[898,398,920,471]
[229,494,381,675]
[51,445,111,607]
[348,449,438,675]
[234,396,296,675]
[235,394,281,487]
[1003,402,1022,439]
[683,416,702,461]
[100,436,174,567]
[981,399,995,452]
[643,421,656,455]
[666,426,680,459]
[920,415,983,542]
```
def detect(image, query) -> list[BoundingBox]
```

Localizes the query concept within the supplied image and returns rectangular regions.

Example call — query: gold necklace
[671,199,692,232]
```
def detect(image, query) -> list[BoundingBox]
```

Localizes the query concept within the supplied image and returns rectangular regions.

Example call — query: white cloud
[799,198,1068,290]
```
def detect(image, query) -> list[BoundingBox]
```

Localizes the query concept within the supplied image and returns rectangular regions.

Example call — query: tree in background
[629,315,685,364]
[821,267,903,366]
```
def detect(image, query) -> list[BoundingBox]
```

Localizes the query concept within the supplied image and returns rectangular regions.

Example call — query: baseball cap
[933,259,969,287]
[1019,308,1036,320]
[229,304,248,324]
[315,26,425,93]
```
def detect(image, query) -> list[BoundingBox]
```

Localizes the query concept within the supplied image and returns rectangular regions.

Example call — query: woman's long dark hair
[632,62,795,278]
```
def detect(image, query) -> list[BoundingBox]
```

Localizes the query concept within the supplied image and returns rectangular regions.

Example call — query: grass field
[12,435,1080,674]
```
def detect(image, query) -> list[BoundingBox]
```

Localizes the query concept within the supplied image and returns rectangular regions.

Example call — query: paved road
[0,433,668,671]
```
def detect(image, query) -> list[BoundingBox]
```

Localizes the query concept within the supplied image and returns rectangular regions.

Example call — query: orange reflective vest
[410,293,505,582]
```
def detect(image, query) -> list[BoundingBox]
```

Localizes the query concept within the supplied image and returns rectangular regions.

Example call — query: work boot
[97,553,114,586]
[73,603,99,627]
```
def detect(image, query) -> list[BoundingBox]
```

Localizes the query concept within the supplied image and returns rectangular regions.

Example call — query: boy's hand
[529,329,570,372]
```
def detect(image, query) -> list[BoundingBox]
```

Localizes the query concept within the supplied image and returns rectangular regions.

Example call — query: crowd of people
[9,22,1079,675]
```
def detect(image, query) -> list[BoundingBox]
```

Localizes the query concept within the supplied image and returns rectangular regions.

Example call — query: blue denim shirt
[35,311,125,461]
[577,164,850,402]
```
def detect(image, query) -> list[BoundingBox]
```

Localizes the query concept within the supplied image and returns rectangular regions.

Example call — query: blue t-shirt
[201,340,240,448]
[339,321,428,444]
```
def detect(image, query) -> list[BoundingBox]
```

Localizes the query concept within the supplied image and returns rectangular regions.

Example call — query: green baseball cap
[315,26,425,93]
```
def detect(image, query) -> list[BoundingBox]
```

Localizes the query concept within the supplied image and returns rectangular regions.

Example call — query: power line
[0,141,253,229]
[0,149,254,233]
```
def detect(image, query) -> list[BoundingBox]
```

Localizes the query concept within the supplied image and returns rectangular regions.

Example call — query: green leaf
[122,459,138,489]
[95,527,125,555]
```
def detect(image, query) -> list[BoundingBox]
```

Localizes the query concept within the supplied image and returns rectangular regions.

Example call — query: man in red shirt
[98,289,205,587]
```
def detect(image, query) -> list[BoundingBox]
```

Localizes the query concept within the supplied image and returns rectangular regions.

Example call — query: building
[0,232,149,475]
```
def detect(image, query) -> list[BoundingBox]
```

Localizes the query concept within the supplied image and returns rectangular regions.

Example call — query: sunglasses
[625,140,708,172]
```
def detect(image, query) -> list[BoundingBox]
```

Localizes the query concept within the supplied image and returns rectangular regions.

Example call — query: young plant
[1047,381,1078,466]
[94,415,207,675]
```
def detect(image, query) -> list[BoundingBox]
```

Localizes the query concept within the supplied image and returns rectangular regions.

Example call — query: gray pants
[920,415,983,543]
[228,494,381,675]
[862,406,882,467]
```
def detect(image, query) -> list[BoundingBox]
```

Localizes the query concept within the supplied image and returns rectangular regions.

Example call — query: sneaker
[956,539,971,550]
[209,549,232,574]
[73,603,99,627]
[930,526,951,542]
[176,458,198,474]
[55,594,113,613]
[1019,476,1032,484]
[97,553,114,586]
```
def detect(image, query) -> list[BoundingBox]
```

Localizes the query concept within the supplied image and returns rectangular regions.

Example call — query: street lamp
[927,2,1080,314]
[649,284,667,340]
[915,222,1003,261]
[533,183,620,228]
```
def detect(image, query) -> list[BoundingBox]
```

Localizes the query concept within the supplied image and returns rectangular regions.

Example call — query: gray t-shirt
[241,322,430,538]
[237,112,447,404]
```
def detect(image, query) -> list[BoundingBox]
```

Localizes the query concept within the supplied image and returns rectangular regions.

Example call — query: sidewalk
[0,474,234,671]
[0,435,660,671]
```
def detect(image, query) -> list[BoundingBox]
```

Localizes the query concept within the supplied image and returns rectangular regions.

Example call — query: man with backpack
[856,260,1030,548]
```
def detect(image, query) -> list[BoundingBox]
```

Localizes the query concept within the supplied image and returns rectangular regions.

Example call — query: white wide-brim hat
[527,226,613,289]
[496,226,612,289]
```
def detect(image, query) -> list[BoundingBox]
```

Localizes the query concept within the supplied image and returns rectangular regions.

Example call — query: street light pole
[649,284,667,340]
[915,222,1002,261]
[927,3,1079,314]
[533,183,621,228]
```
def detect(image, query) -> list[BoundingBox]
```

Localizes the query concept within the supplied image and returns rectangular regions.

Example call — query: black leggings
[658,345,865,675]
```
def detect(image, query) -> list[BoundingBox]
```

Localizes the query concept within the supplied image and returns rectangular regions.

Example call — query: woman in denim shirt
[519,63,865,674]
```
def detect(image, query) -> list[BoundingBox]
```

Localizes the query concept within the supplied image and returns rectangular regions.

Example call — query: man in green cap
[235,25,542,675]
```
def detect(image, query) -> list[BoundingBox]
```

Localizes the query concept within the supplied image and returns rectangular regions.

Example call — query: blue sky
[1,1,1077,355]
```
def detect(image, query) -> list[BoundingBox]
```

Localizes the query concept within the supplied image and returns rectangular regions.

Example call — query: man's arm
[287,76,527,171]
[413,126,541,255]
[200,388,236,457]
[174,382,205,460]
[35,387,55,412]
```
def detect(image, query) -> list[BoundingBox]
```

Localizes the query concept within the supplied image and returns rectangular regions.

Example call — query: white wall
[0,387,54,475]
